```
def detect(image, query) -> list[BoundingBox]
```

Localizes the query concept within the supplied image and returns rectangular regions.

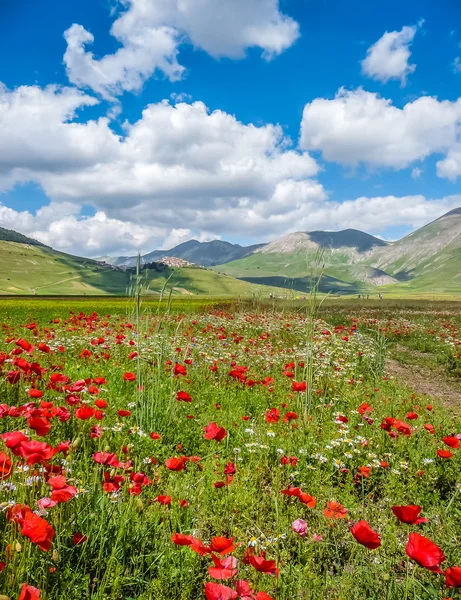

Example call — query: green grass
[0,241,291,297]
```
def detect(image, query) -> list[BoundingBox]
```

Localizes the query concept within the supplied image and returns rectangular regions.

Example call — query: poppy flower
[437,449,453,459]
[73,532,88,545]
[74,406,95,420]
[174,364,187,376]
[424,424,435,434]
[203,422,227,442]
[405,532,445,573]
[442,436,459,449]
[155,495,172,505]
[28,417,51,437]
[204,582,237,600]
[249,554,279,577]
[392,505,428,524]
[209,537,237,556]
[0,452,12,479]
[350,520,381,549]
[171,533,194,546]
[122,372,136,382]
[291,381,306,392]
[323,501,348,520]
[208,555,238,580]
[265,408,280,423]
[446,566,461,587]
[20,510,55,552]
[176,390,192,402]
[165,457,187,471]
[18,584,41,600]
[28,389,43,399]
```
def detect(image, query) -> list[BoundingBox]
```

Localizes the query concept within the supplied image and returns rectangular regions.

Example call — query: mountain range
[1,208,460,296]
[99,207,461,295]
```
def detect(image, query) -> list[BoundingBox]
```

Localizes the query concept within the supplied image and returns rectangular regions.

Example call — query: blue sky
[0,0,460,256]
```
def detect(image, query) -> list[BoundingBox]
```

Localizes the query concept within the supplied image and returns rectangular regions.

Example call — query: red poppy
[28,417,51,437]
[17,440,57,465]
[73,532,88,545]
[442,436,460,449]
[176,390,192,402]
[405,532,445,573]
[265,408,280,423]
[155,495,172,505]
[165,457,187,471]
[350,520,381,549]
[291,381,306,392]
[28,389,43,399]
[437,449,453,459]
[0,452,12,479]
[249,554,279,577]
[208,555,238,580]
[209,536,237,556]
[204,582,237,600]
[171,533,194,546]
[392,505,428,524]
[446,566,461,587]
[424,424,435,434]
[122,372,136,382]
[203,422,227,442]
[18,584,41,600]
[20,508,55,552]
[74,406,95,420]
[323,501,349,520]
[174,364,187,376]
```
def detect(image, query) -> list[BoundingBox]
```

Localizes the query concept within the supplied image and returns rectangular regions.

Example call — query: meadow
[0,297,460,600]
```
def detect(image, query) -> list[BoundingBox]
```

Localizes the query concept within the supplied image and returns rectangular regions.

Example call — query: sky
[0,0,460,258]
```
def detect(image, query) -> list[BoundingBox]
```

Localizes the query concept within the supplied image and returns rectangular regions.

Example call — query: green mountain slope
[214,210,461,295]
[0,240,288,297]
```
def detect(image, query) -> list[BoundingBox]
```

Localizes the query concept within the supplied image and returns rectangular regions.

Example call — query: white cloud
[454,57,461,73]
[0,85,323,250]
[437,146,461,181]
[361,24,419,85]
[299,87,461,173]
[411,167,422,179]
[64,0,299,98]
[0,83,119,183]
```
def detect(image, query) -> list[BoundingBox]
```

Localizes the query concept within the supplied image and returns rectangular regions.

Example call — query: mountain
[214,209,461,295]
[101,239,265,268]
[0,234,286,297]
[258,229,387,255]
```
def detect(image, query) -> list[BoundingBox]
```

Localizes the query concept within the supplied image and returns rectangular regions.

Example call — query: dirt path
[386,358,461,412]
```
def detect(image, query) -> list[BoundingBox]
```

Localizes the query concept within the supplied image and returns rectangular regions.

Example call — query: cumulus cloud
[299,87,461,172]
[437,146,461,181]
[0,83,118,184]
[64,0,299,98]
[0,84,324,251]
[361,24,420,85]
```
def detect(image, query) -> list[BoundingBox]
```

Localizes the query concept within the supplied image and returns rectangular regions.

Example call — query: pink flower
[292,519,308,538]
[312,534,323,542]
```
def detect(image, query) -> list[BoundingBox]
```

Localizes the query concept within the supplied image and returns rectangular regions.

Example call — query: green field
[0,296,460,599]
[0,241,290,297]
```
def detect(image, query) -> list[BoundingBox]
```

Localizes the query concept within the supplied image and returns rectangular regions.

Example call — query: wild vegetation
[0,297,460,600]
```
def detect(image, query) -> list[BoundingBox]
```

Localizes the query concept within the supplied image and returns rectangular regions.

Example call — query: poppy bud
[15,542,22,553]
[136,499,143,511]
[0,595,11,600]
[71,438,81,450]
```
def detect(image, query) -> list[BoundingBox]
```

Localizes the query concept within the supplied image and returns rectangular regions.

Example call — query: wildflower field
[0,297,460,600]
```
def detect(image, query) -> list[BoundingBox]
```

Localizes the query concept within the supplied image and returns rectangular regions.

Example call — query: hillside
[0,226,47,246]
[215,210,461,295]
[0,239,287,297]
